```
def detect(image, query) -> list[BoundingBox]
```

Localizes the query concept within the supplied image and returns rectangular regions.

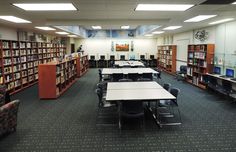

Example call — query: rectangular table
[114,61,144,67]
[106,82,175,128]
[102,68,158,75]
[107,81,163,90]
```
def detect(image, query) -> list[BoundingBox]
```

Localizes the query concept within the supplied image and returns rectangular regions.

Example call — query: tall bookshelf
[79,55,89,77]
[38,59,77,99]
[0,40,66,94]
[157,45,177,74]
[186,44,215,89]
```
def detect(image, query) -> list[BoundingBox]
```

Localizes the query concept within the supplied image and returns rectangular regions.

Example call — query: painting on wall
[116,41,129,51]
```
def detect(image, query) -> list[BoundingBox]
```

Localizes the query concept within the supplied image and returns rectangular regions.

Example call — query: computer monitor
[120,55,125,60]
[90,55,95,60]
[140,55,145,60]
[100,55,105,60]
[110,55,115,60]
[213,66,221,74]
[226,68,234,77]
[150,55,155,60]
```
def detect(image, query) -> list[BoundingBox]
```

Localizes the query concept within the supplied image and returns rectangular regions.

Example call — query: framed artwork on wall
[116,41,129,51]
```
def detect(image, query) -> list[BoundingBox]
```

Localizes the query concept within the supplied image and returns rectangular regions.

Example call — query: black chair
[128,73,139,81]
[163,83,171,91]
[98,69,110,82]
[119,101,145,129]
[176,65,187,81]
[112,73,123,82]
[158,87,182,126]
[142,73,153,80]
[118,78,133,82]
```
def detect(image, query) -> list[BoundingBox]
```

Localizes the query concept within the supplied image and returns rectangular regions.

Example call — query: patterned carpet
[0,69,236,152]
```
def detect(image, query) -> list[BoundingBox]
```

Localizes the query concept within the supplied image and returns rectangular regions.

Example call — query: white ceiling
[1,0,236,36]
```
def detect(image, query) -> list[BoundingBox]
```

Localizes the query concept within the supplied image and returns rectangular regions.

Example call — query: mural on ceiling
[116,41,129,51]
[87,30,110,38]
[86,30,135,38]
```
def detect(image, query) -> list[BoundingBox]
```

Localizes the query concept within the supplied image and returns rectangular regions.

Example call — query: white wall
[0,26,17,40]
[75,38,157,60]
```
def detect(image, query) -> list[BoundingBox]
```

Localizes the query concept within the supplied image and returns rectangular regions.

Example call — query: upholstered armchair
[0,100,20,136]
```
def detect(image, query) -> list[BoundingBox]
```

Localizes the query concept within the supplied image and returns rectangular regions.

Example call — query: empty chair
[163,83,171,91]
[118,78,133,82]
[176,65,187,81]
[112,73,124,82]
[119,101,145,129]
[98,69,110,82]
[137,78,152,81]
[128,73,139,81]
[142,73,153,80]
[159,87,182,126]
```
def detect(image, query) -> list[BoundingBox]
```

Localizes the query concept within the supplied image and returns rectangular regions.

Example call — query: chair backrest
[121,101,144,115]
[0,85,7,106]
[142,73,153,80]
[97,82,107,91]
[180,65,187,74]
[163,83,171,91]
[118,78,133,82]
[137,78,152,81]
[170,88,180,105]
[157,70,161,79]
[112,73,123,82]
[128,73,139,81]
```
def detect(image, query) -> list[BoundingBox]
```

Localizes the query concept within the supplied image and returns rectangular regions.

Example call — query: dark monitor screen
[120,55,125,60]
[150,55,154,59]
[213,67,221,74]
[100,55,105,60]
[226,69,234,77]
[140,55,145,59]
[110,55,115,60]
[90,55,95,60]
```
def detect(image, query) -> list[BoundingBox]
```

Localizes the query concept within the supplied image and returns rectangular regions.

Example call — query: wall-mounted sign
[194,30,208,42]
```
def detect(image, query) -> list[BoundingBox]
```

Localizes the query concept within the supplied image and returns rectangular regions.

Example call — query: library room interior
[1,0,236,151]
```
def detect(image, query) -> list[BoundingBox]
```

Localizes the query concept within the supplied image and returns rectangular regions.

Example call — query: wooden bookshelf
[79,55,89,77]
[157,45,177,74]
[186,44,215,89]
[0,39,66,94]
[38,59,77,99]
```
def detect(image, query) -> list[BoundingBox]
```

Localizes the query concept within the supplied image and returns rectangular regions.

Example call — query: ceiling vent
[200,0,235,4]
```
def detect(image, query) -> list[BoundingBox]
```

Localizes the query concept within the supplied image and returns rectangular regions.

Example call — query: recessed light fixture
[0,16,31,23]
[35,26,56,31]
[232,2,236,4]
[135,4,194,11]
[56,32,69,35]
[209,18,234,25]
[68,35,78,37]
[12,3,77,11]
[152,31,164,34]
[184,15,217,22]
[121,25,130,29]
[92,26,102,29]
[163,26,182,30]
[145,34,153,37]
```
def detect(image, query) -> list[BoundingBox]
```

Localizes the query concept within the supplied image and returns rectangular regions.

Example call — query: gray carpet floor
[0,68,236,152]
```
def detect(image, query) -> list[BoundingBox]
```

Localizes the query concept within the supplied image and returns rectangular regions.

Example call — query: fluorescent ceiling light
[232,2,236,4]
[56,32,69,35]
[163,26,182,30]
[35,26,56,31]
[145,34,153,37]
[184,15,217,22]
[209,18,234,25]
[12,3,77,11]
[68,35,78,37]
[0,16,31,23]
[152,31,164,34]
[121,25,130,29]
[135,4,194,11]
[92,26,102,29]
